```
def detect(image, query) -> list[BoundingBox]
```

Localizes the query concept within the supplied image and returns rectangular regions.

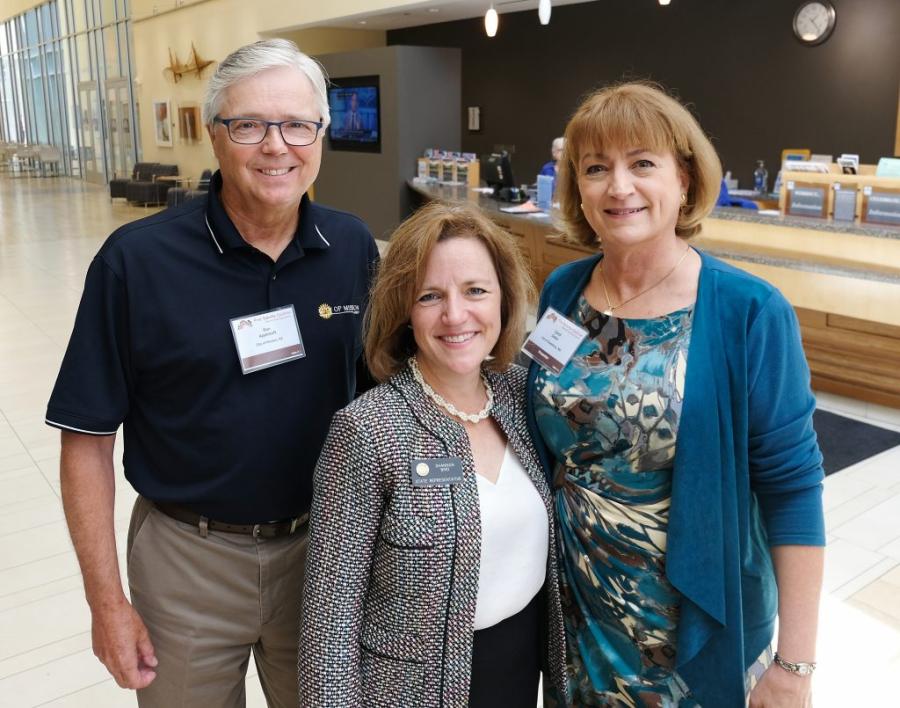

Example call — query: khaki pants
[127,496,308,708]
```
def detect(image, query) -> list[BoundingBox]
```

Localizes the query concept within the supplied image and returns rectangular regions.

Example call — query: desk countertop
[710,206,900,241]
[408,180,900,241]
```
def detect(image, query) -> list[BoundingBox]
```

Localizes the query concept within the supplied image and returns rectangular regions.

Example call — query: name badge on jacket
[410,457,464,486]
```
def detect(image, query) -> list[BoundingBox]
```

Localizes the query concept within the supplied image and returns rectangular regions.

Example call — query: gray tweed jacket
[298,363,567,707]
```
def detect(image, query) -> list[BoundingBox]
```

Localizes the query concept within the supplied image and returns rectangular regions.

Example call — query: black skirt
[468,591,542,708]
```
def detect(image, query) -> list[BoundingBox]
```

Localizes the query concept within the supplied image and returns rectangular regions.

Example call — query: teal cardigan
[525,250,826,707]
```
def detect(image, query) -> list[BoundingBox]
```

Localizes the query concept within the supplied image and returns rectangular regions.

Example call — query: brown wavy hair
[556,81,722,246]
[365,201,536,382]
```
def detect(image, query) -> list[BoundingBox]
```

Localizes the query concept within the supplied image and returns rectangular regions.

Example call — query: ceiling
[309,0,595,32]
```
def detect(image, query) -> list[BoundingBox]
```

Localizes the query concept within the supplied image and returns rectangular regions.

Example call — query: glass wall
[0,0,137,182]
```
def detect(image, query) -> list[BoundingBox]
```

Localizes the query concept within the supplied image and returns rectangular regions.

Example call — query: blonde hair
[365,201,535,382]
[556,81,722,246]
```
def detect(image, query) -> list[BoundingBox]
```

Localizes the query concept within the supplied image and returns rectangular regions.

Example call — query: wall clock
[793,1,836,46]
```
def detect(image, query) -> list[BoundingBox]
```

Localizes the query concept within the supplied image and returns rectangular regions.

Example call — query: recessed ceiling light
[358,19,367,24]
[428,7,440,12]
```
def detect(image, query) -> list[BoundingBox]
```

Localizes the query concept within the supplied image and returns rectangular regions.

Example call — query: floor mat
[813,409,900,475]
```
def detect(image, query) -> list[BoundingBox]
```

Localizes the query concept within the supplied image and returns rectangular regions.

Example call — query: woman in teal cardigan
[525,82,825,707]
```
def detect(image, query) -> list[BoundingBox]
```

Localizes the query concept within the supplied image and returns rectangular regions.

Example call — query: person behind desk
[539,136,565,177]
[717,179,758,210]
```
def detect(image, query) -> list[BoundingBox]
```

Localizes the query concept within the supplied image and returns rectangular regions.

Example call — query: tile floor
[1,176,899,706]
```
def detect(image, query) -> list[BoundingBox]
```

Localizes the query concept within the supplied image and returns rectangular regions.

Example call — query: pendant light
[485,5,499,37]
[538,0,552,25]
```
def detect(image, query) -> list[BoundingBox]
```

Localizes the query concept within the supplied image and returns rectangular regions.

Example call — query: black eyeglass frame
[213,116,324,146]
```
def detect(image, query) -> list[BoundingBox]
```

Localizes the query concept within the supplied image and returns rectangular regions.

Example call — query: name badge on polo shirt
[229,305,306,375]
[521,306,588,375]
[410,457,464,487]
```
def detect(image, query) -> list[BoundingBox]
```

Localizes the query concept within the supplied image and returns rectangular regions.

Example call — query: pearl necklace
[408,356,494,424]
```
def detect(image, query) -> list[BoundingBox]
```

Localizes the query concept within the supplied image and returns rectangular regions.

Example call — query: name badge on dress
[410,457,465,487]
[521,306,588,374]
[229,305,306,375]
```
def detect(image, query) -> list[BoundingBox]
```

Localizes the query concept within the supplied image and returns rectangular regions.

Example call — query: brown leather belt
[154,502,309,539]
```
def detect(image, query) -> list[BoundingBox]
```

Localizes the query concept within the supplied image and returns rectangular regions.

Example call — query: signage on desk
[862,186,900,226]
[441,157,457,184]
[832,183,857,223]
[428,159,441,181]
[785,181,827,218]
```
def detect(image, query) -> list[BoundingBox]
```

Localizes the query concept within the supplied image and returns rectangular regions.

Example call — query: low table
[155,175,192,189]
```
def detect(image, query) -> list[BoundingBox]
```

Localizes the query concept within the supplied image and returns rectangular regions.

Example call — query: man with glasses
[46,39,377,707]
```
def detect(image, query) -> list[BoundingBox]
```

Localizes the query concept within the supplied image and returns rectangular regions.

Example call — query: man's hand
[91,597,158,689]
[747,664,812,708]
[60,431,157,689]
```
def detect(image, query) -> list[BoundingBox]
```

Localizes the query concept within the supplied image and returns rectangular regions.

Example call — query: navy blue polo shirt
[46,172,378,522]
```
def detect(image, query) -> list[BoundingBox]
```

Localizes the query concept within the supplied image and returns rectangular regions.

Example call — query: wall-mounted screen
[327,76,381,153]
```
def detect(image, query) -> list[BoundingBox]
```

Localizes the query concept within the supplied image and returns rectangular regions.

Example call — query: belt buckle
[252,523,261,538]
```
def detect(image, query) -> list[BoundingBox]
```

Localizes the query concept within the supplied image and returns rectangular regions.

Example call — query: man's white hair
[202,39,330,128]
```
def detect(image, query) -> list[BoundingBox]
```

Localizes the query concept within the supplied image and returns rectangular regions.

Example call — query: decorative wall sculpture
[164,44,215,83]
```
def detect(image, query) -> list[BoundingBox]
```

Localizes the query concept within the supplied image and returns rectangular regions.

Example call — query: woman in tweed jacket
[298,202,567,707]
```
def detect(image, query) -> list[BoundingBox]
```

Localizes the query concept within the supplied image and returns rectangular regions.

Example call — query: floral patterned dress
[534,295,770,707]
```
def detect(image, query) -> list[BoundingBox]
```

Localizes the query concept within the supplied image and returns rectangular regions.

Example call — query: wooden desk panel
[489,214,541,284]
[798,308,900,408]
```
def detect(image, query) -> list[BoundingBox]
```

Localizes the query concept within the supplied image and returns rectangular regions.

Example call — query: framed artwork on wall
[153,99,173,147]
[178,104,201,142]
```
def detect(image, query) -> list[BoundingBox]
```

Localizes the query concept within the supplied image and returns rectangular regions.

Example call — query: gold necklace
[598,246,691,317]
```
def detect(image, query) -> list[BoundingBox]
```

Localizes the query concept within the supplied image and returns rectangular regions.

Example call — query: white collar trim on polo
[205,214,224,255]
[205,211,330,253]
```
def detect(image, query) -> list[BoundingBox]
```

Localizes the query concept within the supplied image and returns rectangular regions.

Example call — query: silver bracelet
[773,652,816,676]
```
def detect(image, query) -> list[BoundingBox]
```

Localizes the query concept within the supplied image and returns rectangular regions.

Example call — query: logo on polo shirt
[318,303,360,320]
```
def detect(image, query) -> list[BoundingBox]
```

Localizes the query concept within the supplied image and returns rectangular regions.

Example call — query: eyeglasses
[213,117,323,146]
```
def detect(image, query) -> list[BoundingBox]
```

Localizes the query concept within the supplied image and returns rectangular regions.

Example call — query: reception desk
[408,180,900,409]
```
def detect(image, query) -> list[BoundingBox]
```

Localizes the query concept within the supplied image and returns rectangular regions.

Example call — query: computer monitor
[481,152,516,198]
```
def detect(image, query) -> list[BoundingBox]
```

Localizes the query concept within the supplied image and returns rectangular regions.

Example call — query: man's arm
[60,430,157,689]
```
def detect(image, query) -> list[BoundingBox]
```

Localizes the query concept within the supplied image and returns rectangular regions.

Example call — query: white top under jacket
[473,446,549,631]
